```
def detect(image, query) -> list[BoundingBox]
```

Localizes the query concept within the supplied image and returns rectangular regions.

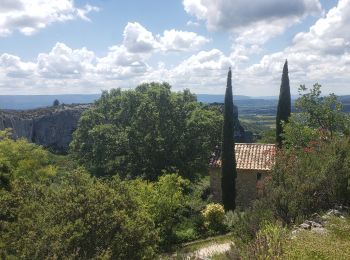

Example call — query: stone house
[209,143,276,208]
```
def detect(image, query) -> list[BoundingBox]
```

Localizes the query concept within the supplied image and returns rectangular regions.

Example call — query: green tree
[296,83,349,138]
[53,99,60,106]
[129,174,190,248]
[221,68,237,211]
[70,83,222,180]
[282,84,350,148]
[0,130,57,189]
[0,169,159,259]
[276,60,291,147]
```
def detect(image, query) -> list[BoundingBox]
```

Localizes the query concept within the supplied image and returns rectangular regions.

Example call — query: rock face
[0,104,90,153]
[0,102,251,154]
[210,103,253,143]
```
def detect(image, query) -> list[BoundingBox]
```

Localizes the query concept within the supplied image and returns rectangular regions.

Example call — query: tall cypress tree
[276,60,291,148]
[221,68,237,211]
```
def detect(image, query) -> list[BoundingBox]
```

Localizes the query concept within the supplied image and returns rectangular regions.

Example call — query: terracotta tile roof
[209,143,276,171]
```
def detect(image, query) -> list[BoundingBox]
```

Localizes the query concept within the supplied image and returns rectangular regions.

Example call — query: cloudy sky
[0,0,349,96]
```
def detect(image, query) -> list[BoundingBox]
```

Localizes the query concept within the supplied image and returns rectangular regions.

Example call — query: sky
[0,0,349,96]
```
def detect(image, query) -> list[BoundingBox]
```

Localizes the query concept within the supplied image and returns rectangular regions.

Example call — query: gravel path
[193,242,233,258]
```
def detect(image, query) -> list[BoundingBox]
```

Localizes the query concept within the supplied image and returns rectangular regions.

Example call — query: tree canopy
[70,82,222,180]
[283,84,350,149]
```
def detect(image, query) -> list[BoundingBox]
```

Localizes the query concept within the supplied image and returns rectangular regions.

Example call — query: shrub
[0,130,57,185]
[267,137,350,224]
[0,170,159,259]
[201,203,226,233]
[232,223,287,260]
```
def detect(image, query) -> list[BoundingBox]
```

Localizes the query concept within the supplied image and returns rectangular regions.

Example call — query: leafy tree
[221,68,237,211]
[0,169,159,259]
[0,130,57,189]
[296,83,349,138]
[129,174,190,248]
[53,99,60,106]
[70,83,222,180]
[276,60,291,147]
[283,84,350,148]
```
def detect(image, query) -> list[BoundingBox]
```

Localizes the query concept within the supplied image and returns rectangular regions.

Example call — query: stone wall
[209,168,269,208]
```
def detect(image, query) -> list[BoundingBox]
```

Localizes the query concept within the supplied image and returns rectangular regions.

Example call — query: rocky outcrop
[0,104,91,153]
[0,102,251,154]
[210,103,253,143]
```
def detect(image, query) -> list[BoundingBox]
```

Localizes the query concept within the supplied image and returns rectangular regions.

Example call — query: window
[257,172,262,181]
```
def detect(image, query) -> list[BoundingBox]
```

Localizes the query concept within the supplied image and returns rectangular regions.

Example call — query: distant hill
[0,94,348,112]
[0,94,100,110]
[0,94,252,110]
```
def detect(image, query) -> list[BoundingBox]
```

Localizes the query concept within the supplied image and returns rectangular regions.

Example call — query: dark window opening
[257,172,262,181]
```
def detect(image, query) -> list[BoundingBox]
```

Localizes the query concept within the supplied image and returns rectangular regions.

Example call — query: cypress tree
[276,60,291,148]
[221,68,237,211]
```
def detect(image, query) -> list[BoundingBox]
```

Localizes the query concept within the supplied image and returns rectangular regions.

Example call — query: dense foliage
[0,134,218,258]
[0,170,159,259]
[282,84,350,149]
[221,68,237,211]
[0,130,57,189]
[226,87,350,259]
[276,60,291,147]
[70,82,222,180]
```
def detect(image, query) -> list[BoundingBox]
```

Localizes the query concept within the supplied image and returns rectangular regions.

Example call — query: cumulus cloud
[123,22,159,53]
[123,22,209,53]
[37,42,95,79]
[183,0,322,31]
[241,0,350,95]
[159,29,210,52]
[0,18,212,94]
[183,0,322,46]
[0,0,99,36]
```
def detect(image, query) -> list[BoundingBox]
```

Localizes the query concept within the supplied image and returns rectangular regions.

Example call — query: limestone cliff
[0,102,251,154]
[0,104,90,153]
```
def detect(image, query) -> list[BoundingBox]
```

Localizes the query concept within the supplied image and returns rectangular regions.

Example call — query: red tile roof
[209,143,276,171]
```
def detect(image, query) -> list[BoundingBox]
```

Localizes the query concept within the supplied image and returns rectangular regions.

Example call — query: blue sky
[0,0,349,96]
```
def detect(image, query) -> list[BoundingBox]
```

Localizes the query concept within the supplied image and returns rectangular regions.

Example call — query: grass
[210,215,350,260]
[284,216,350,259]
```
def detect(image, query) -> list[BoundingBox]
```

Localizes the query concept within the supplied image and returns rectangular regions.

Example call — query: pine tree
[276,60,291,148]
[221,68,237,211]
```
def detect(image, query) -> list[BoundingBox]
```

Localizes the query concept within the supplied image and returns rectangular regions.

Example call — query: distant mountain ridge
[0,94,347,110]
[0,94,271,110]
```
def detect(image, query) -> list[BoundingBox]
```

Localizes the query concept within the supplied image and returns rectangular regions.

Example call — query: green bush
[201,203,226,234]
[267,138,350,224]
[0,170,159,259]
[0,130,57,187]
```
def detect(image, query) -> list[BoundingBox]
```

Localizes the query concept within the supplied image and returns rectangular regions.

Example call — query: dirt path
[163,240,233,259]
[191,241,233,259]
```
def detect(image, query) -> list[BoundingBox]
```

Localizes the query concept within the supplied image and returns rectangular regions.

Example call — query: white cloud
[183,0,322,46]
[0,19,211,94]
[0,0,99,37]
[159,29,210,52]
[186,20,200,27]
[146,49,233,93]
[0,53,36,78]
[37,42,95,79]
[123,22,209,53]
[123,22,159,53]
[183,0,322,31]
[240,0,350,95]
[96,45,150,79]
